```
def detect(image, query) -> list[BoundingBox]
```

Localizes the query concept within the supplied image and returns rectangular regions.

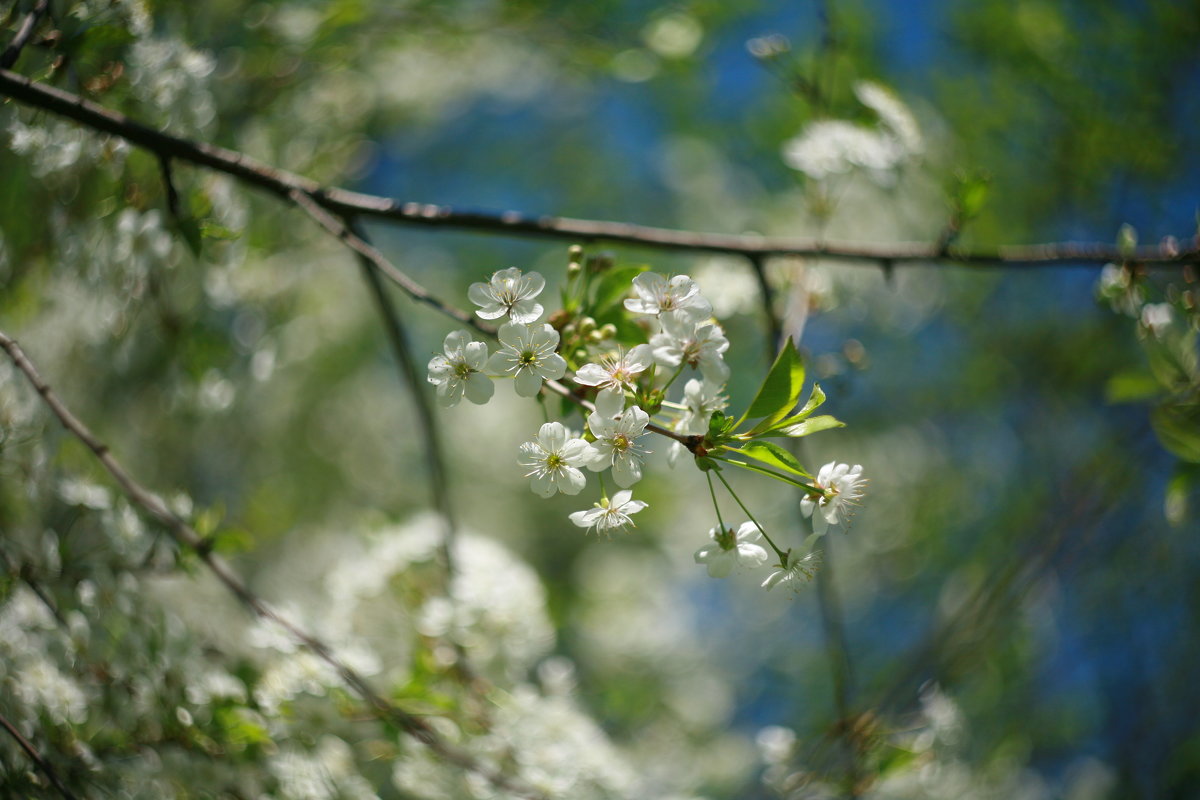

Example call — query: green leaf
[1152,401,1200,463]
[754,382,827,434]
[770,414,845,438]
[728,441,812,478]
[737,338,805,429]
[1105,370,1161,403]
[200,222,241,241]
[591,264,649,313]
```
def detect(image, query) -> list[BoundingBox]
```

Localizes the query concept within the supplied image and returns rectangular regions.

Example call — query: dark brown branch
[0,0,50,70]
[1,68,1195,269]
[0,330,544,800]
[0,709,81,800]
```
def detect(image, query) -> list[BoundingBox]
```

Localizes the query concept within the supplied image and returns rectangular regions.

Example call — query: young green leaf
[737,338,805,429]
[591,264,649,313]
[750,382,827,435]
[769,414,845,438]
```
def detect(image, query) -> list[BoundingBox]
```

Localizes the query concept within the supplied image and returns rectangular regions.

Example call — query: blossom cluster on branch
[429,253,867,588]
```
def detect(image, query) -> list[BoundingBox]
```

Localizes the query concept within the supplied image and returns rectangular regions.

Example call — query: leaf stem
[706,471,726,532]
[713,467,787,563]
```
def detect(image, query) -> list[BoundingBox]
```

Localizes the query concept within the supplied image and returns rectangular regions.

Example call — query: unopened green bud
[598,323,617,339]
[578,317,596,336]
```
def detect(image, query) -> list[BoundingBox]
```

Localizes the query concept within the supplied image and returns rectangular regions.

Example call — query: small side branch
[0,0,50,70]
[0,330,544,800]
[0,710,80,800]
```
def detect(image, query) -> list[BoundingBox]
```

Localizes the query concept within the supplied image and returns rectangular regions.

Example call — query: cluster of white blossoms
[430,259,866,587]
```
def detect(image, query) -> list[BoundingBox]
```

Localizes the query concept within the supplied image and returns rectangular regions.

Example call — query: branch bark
[2,68,1195,268]
[0,710,80,800]
[0,0,51,70]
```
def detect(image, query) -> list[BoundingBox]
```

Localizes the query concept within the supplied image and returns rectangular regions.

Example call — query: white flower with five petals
[468,267,546,323]
[568,490,647,535]
[693,522,769,578]
[624,272,712,319]
[518,422,590,498]
[651,310,730,383]
[761,550,821,591]
[487,323,567,397]
[800,462,866,535]
[573,344,654,397]
[426,330,494,407]
[585,391,651,487]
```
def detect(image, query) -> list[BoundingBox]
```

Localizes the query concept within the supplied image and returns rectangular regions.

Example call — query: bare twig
[0,330,545,800]
[1,68,1195,269]
[288,188,691,448]
[0,709,81,800]
[158,154,181,220]
[0,0,50,70]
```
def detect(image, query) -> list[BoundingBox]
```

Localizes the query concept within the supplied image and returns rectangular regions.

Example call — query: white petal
[538,422,567,451]
[611,489,633,506]
[611,454,642,488]
[443,330,471,355]
[555,466,586,495]
[486,351,514,376]
[427,356,452,383]
[436,380,464,407]
[514,369,543,397]
[508,299,544,324]
[560,439,591,464]
[468,282,495,307]
[736,543,770,566]
[593,389,625,419]
[537,353,567,382]
[464,372,494,404]
[530,472,556,498]
[574,363,610,387]
[497,322,525,349]
[694,543,720,563]
[736,522,762,542]
[620,499,647,515]
[463,341,490,370]
[520,270,546,297]
[625,343,655,372]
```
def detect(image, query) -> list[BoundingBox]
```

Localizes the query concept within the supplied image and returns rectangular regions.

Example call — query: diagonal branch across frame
[0,330,547,800]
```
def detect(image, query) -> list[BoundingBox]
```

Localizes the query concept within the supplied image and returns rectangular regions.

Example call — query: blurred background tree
[1,0,1197,798]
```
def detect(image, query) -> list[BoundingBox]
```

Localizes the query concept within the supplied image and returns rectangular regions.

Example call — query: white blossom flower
[761,550,821,591]
[426,330,494,406]
[468,267,546,323]
[624,271,712,318]
[1141,303,1173,338]
[650,310,730,383]
[676,378,727,435]
[487,323,567,397]
[800,462,866,535]
[586,396,651,488]
[693,522,769,578]
[518,422,590,498]
[569,490,647,535]
[573,344,654,396]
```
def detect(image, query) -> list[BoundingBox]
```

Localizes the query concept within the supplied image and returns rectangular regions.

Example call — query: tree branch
[0,330,545,800]
[1,68,1195,268]
[0,0,50,70]
[0,709,80,800]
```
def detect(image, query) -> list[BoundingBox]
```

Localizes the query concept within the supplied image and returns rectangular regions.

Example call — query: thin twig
[288,189,691,447]
[1,68,1195,269]
[0,0,50,70]
[345,218,490,696]
[0,330,545,800]
[751,247,861,796]
[0,709,81,800]
[158,154,181,220]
